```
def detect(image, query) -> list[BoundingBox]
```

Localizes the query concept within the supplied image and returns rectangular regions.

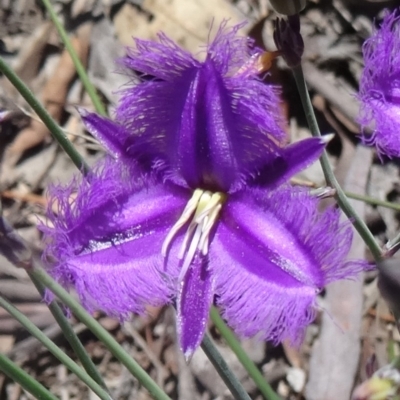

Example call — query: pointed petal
[250,137,327,189]
[211,187,364,344]
[79,109,131,159]
[177,253,214,359]
[116,23,287,191]
[42,159,187,317]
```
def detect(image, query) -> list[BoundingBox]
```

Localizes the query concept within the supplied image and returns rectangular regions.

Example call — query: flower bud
[273,15,304,68]
[269,0,306,16]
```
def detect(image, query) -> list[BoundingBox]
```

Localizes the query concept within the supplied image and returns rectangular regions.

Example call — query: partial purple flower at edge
[42,139,366,360]
[358,9,400,158]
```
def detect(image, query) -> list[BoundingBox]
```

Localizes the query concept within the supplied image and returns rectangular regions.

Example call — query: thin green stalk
[0,56,89,173]
[292,64,382,261]
[30,267,172,400]
[40,0,107,116]
[345,192,400,212]
[0,353,59,400]
[29,272,107,391]
[210,308,281,400]
[0,294,111,400]
[201,334,252,400]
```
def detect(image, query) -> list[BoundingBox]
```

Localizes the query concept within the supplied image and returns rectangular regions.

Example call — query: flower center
[162,189,226,281]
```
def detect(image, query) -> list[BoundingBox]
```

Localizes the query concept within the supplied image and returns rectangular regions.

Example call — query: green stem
[201,334,252,400]
[0,294,111,400]
[40,0,107,116]
[210,308,281,400]
[0,56,89,173]
[345,192,400,212]
[292,64,382,261]
[29,272,107,391]
[30,267,172,400]
[0,353,59,400]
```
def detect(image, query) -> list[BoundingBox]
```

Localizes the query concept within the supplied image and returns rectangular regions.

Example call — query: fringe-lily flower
[44,117,363,359]
[358,9,400,158]
[43,24,366,359]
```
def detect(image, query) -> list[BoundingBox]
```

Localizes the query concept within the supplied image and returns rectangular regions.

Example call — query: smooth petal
[43,159,187,317]
[210,187,363,344]
[79,109,132,159]
[116,23,287,191]
[250,136,327,189]
[358,9,400,158]
[176,253,214,359]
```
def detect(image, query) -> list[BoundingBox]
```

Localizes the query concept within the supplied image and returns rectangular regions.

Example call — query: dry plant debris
[1,0,400,399]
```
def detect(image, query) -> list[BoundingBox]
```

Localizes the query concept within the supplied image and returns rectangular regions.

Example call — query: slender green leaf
[30,267,172,400]
[345,191,400,212]
[211,308,281,400]
[40,0,107,116]
[201,334,252,400]
[0,56,88,173]
[0,294,111,400]
[292,64,382,261]
[30,273,108,391]
[0,353,59,400]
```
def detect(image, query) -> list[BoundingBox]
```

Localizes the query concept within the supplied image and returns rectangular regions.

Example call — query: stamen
[162,189,226,281]
[178,191,212,259]
[161,189,203,257]
[178,224,203,283]
[199,203,222,255]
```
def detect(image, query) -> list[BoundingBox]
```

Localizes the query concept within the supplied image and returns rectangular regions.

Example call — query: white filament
[162,189,225,281]
[161,189,203,257]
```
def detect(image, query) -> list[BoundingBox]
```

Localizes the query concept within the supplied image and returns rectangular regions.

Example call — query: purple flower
[358,9,400,158]
[43,111,364,359]
[42,24,367,359]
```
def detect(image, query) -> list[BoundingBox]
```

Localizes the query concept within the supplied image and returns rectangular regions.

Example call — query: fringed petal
[176,253,214,360]
[211,186,365,345]
[115,22,287,192]
[358,9,400,158]
[205,21,250,75]
[121,33,199,81]
[42,158,188,318]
